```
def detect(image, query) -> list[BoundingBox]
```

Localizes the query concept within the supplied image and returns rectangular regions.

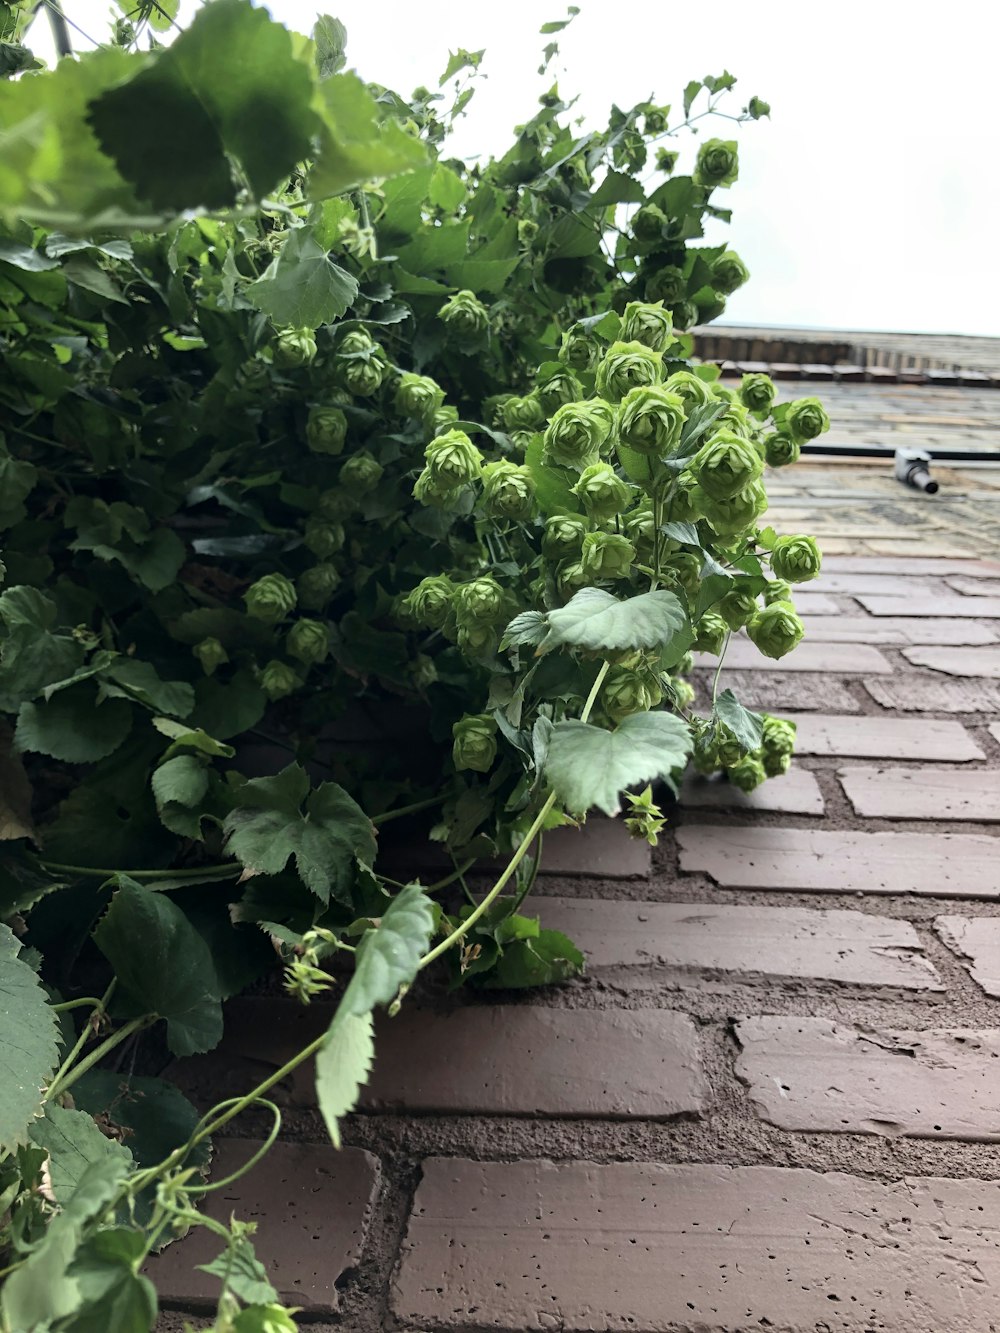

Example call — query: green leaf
[198,1235,277,1304]
[544,711,693,815]
[714,688,764,752]
[61,256,128,303]
[16,687,133,763]
[683,78,703,118]
[540,588,688,655]
[72,1070,209,1178]
[309,71,426,200]
[0,239,59,272]
[152,716,235,761]
[429,162,467,211]
[248,225,359,329]
[661,520,701,546]
[313,13,347,78]
[89,0,315,211]
[439,47,484,85]
[0,452,38,528]
[539,6,580,33]
[29,1103,134,1202]
[341,882,435,1017]
[524,433,580,515]
[479,927,584,988]
[222,764,377,904]
[315,1009,374,1148]
[151,754,209,839]
[500,610,549,652]
[64,1228,158,1333]
[104,658,194,718]
[93,879,223,1056]
[0,923,59,1148]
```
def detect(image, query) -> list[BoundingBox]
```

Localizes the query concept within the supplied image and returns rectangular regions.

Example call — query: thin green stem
[651,493,663,589]
[48,1017,152,1100]
[45,980,116,1099]
[711,631,731,707]
[40,860,239,881]
[371,794,446,827]
[508,832,544,917]
[50,996,106,1014]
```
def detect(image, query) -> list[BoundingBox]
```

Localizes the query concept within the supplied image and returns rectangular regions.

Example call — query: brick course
[784,713,984,760]
[839,765,1000,820]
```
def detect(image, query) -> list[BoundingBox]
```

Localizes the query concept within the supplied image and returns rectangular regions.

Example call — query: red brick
[840,766,1000,821]
[703,671,861,712]
[936,916,1000,998]
[947,575,1000,597]
[677,825,1000,896]
[866,676,1000,713]
[148,1140,379,1310]
[736,1017,1000,1140]
[859,594,1000,617]
[681,767,824,815]
[902,645,1000,678]
[393,1158,1000,1331]
[823,556,1000,575]
[695,639,892,673]
[800,615,997,645]
[781,712,984,761]
[534,898,942,990]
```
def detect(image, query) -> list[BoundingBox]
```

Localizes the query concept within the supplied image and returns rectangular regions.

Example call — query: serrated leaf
[341,882,435,1017]
[313,13,347,78]
[16,687,133,763]
[104,657,194,718]
[544,711,693,815]
[0,239,58,271]
[714,688,764,752]
[29,1103,133,1202]
[248,225,359,329]
[151,754,209,838]
[540,588,688,655]
[661,520,701,546]
[309,70,426,200]
[314,1009,374,1148]
[199,1236,277,1305]
[500,610,549,651]
[478,927,584,988]
[0,924,59,1148]
[439,47,484,86]
[61,1228,158,1333]
[72,1070,210,1178]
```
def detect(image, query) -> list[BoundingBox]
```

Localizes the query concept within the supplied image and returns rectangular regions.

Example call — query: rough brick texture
[865,676,1000,713]
[859,594,1000,617]
[936,916,1000,997]
[840,765,1000,820]
[695,639,892,673]
[902,645,1000,678]
[800,615,997,645]
[681,767,824,815]
[785,713,984,760]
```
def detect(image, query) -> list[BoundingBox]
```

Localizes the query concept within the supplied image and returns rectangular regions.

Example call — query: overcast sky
[29,0,1000,337]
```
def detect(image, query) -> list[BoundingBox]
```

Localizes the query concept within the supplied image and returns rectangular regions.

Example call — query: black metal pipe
[800,443,1000,463]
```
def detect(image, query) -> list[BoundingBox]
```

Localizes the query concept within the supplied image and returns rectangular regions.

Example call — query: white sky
[28,0,1000,338]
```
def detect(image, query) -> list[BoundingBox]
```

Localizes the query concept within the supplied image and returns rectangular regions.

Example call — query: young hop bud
[413,468,465,509]
[580,531,636,581]
[541,400,614,470]
[537,370,584,416]
[664,471,704,523]
[662,551,702,596]
[616,386,686,457]
[763,578,794,606]
[712,250,751,295]
[761,714,797,775]
[691,430,764,500]
[452,713,498,773]
[304,519,346,559]
[438,289,490,339]
[665,370,714,412]
[258,659,302,701]
[764,432,801,467]
[624,501,656,551]
[556,558,594,599]
[715,402,755,441]
[726,753,767,793]
[274,328,318,368]
[596,340,663,404]
[770,534,823,584]
[424,429,484,487]
[644,266,686,306]
[670,300,700,332]
[697,479,768,536]
[341,355,385,397]
[786,397,830,442]
[571,462,633,520]
[632,202,668,243]
[518,217,539,245]
[287,618,329,665]
[340,450,384,496]
[245,573,297,624]
[113,16,135,43]
[718,586,759,631]
[655,147,679,173]
[624,784,669,846]
[193,636,228,676]
[298,563,341,610]
[603,666,658,724]
[694,137,739,188]
[433,403,461,433]
[747,95,771,120]
[542,513,589,560]
[620,300,675,353]
[559,325,598,371]
[306,406,348,456]
[401,575,455,629]
[739,373,777,417]
[693,611,729,655]
[395,372,445,420]
[746,600,806,660]
[501,394,546,432]
[481,461,535,521]
[454,576,506,626]
[339,329,376,356]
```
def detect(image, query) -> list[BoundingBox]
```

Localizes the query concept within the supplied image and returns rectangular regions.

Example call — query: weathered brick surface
[823,556,1000,575]
[677,825,1000,896]
[860,593,1000,617]
[695,639,892,673]
[991,723,1000,747]
[681,767,824,815]
[800,615,998,645]
[393,1158,1000,1331]
[788,591,840,614]
[736,1017,1000,1140]
[149,1141,380,1309]
[784,712,984,760]
[865,675,1000,713]
[840,766,1000,821]
[936,916,1000,998]
[703,669,861,712]
[811,573,938,595]
[947,575,1000,596]
[534,897,942,989]
[902,645,1000,678]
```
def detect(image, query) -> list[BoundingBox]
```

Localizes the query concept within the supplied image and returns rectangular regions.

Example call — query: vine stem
[47,1017,152,1101]
[40,860,239,881]
[371,794,445,826]
[45,980,116,1100]
[711,631,732,707]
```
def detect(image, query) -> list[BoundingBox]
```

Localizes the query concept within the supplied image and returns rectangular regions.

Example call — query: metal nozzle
[894,448,939,494]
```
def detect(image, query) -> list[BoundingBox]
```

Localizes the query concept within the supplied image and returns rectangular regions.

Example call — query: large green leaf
[341,882,435,1017]
[92,879,223,1056]
[72,1070,210,1177]
[314,1009,374,1148]
[313,14,348,79]
[29,1103,134,1203]
[247,225,359,329]
[0,923,59,1147]
[151,754,209,838]
[222,764,377,904]
[540,588,688,655]
[64,1229,158,1333]
[0,586,83,710]
[544,711,693,815]
[198,1236,277,1305]
[714,688,764,752]
[15,687,133,763]
[309,71,426,199]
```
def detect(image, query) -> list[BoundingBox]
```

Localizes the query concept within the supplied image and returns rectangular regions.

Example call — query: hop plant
[541,400,614,470]
[770,534,823,583]
[694,137,739,188]
[727,753,767,792]
[559,324,598,370]
[596,341,663,403]
[306,405,348,455]
[317,488,354,521]
[424,429,484,487]
[193,636,228,675]
[395,372,445,420]
[670,299,700,331]
[401,575,455,629]
[623,501,656,552]
[664,471,704,523]
[712,250,751,295]
[616,386,686,457]
[481,461,535,521]
[662,551,702,596]
[340,451,384,495]
[571,462,632,520]
[258,659,301,701]
[747,600,806,659]
[454,576,506,625]
[763,578,794,605]
[274,328,317,368]
[580,531,636,581]
[624,784,669,846]
[620,300,675,353]
[501,394,546,432]
[413,468,466,508]
[452,713,498,772]
[664,369,714,412]
[603,667,659,724]
[786,397,830,442]
[632,202,668,242]
[761,714,797,776]
[739,373,777,416]
[438,289,490,338]
[433,403,461,433]
[764,432,801,467]
[341,354,385,397]
[297,563,341,610]
[556,558,593,599]
[691,429,764,500]
[693,611,729,655]
[655,146,679,173]
[542,513,589,560]
[715,402,755,441]
[244,573,297,624]
[718,586,759,630]
[287,618,329,665]
[644,266,686,306]
[537,370,584,415]
[697,479,768,536]
[304,519,346,559]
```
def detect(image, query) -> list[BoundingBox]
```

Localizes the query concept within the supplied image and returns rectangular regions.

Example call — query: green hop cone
[644,266,686,306]
[571,462,632,520]
[433,403,461,434]
[747,600,805,660]
[764,432,800,467]
[454,576,506,626]
[452,713,497,773]
[413,468,465,509]
[401,575,454,629]
[747,95,771,119]
[786,397,830,442]
[763,578,794,606]
[727,753,767,793]
[424,429,484,487]
[711,383,738,403]
[632,202,668,243]
[395,372,445,420]
[481,461,535,521]
[644,105,669,134]
[691,429,764,500]
[669,676,696,710]
[438,289,490,339]
[665,471,704,523]
[739,373,777,417]
[500,394,546,432]
[761,714,797,777]
[297,563,340,610]
[542,513,589,559]
[274,328,317,368]
[603,666,658,725]
[693,611,729,655]
[596,340,663,404]
[306,406,348,456]
[697,479,768,536]
[342,355,385,397]
[670,300,700,332]
[694,137,739,188]
[615,386,686,457]
[771,534,822,583]
[339,451,383,496]
[716,402,755,440]
[718,586,759,631]
[559,325,598,371]
[662,551,702,597]
[258,659,301,701]
[537,370,584,415]
[655,146,679,173]
[287,618,329,665]
[305,519,346,559]
[623,501,656,551]
[244,572,297,624]
[556,558,593,599]
[664,370,714,412]
[620,300,675,353]
[692,730,722,775]
[456,620,499,658]
[339,330,375,355]
[580,531,635,581]
[541,400,614,470]
[712,250,751,295]
[193,636,228,676]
